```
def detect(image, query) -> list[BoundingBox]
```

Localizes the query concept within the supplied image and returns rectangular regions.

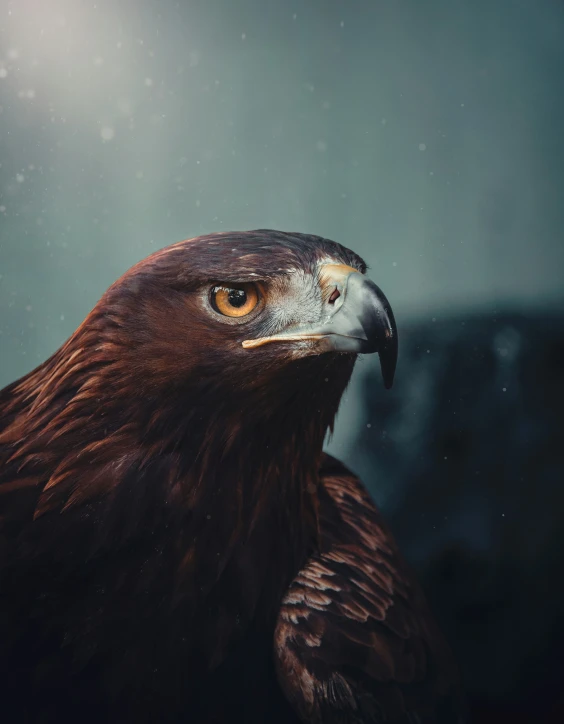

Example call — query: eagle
[0,230,466,723]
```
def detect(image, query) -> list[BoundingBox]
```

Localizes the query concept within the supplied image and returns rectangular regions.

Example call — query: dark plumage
[0,230,466,723]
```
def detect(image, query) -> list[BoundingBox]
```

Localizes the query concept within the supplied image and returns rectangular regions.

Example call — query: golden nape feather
[0,230,466,724]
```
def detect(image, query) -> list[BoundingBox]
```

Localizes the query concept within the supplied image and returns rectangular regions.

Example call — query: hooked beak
[242,265,398,389]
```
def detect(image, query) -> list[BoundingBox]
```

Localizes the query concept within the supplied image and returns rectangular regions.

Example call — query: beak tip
[378,333,398,390]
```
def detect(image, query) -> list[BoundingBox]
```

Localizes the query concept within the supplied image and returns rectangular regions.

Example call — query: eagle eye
[210,283,260,318]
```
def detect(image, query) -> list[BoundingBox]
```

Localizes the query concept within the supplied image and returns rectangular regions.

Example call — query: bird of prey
[0,230,466,723]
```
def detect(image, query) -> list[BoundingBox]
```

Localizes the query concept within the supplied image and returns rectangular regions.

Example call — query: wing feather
[275,454,467,724]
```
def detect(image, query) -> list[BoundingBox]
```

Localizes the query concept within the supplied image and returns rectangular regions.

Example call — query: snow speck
[7,48,19,60]
[340,21,345,27]
[135,171,144,179]
[292,14,297,20]
[392,261,397,267]
[366,423,372,428]
[502,387,507,392]
[16,173,25,183]
[0,68,8,79]
[93,56,104,66]
[316,140,327,152]
[381,118,387,125]
[144,77,153,87]
[60,314,65,321]
[0,206,5,213]
[419,143,427,151]
[100,126,115,141]
[241,33,246,40]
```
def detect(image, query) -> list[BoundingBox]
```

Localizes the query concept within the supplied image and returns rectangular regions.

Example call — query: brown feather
[274,453,467,723]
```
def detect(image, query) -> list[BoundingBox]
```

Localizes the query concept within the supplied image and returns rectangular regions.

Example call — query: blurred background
[1,0,563,721]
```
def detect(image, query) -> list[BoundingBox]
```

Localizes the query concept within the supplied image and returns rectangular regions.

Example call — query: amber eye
[211,283,260,318]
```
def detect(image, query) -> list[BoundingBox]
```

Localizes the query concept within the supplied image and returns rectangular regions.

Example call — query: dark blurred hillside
[353,308,564,723]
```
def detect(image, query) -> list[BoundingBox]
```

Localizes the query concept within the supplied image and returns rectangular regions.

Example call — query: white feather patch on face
[262,267,324,337]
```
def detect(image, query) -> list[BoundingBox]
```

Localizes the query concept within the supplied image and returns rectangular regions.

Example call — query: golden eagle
[0,230,466,723]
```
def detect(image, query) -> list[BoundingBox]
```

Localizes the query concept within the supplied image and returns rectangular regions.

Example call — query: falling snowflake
[100,126,115,141]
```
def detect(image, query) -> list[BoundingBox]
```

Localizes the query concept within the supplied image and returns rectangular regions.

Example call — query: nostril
[328,287,340,304]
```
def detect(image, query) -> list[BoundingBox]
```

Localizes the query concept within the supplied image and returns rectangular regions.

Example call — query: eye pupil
[227,289,247,308]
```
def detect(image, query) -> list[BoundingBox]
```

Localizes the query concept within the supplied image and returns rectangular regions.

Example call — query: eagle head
[102,230,397,414]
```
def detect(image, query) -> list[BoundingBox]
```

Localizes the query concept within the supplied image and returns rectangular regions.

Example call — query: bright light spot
[419,143,427,151]
[100,126,115,141]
